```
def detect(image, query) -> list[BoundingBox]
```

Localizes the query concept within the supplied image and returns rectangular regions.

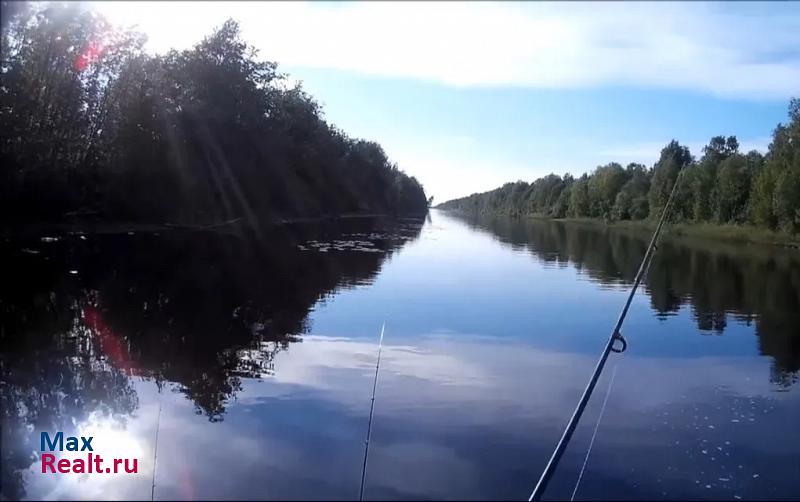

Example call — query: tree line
[439,99,800,234]
[0,2,428,225]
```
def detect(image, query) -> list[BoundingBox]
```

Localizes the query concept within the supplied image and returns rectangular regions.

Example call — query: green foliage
[750,160,779,228]
[748,101,800,232]
[524,174,566,215]
[774,167,800,233]
[552,174,573,218]
[440,100,800,235]
[649,140,694,221]
[715,153,753,224]
[568,175,591,217]
[612,164,650,221]
[0,5,427,224]
[588,162,629,219]
[681,135,738,223]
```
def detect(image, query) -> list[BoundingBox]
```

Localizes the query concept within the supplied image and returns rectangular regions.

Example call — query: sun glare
[89,1,219,54]
[76,411,146,463]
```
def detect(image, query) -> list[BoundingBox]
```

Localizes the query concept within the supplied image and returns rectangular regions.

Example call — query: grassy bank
[540,215,800,249]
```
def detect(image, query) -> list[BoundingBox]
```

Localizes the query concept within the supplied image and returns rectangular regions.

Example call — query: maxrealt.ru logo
[40,432,139,474]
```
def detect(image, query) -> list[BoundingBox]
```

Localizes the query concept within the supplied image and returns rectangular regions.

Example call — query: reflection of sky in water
[24,411,153,500]
[308,212,766,360]
[10,211,799,500]
[18,335,799,500]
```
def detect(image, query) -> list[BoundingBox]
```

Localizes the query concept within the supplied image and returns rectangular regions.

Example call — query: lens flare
[74,40,105,72]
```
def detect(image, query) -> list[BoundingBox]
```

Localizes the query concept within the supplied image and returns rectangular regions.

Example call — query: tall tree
[568,174,591,217]
[613,163,650,220]
[588,163,629,219]
[750,100,800,231]
[648,140,693,220]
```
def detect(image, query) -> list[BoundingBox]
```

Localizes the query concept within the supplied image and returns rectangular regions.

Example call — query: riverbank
[536,216,800,249]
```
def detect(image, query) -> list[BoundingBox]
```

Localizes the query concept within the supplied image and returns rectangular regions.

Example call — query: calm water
[2,210,799,500]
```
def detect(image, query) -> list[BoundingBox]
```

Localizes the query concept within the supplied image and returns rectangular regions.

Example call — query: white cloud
[238,332,787,427]
[90,1,800,100]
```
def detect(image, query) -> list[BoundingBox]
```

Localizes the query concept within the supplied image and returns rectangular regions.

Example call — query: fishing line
[359,321,386,502]
[528,167,685,501]
[569,363,619,501]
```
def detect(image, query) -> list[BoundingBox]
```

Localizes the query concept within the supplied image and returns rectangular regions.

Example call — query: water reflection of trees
[460,214,800,383]
[0,217,422,498]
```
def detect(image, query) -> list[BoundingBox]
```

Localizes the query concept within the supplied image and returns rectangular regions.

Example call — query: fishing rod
[359,321,386,502]
[528,168,685,501]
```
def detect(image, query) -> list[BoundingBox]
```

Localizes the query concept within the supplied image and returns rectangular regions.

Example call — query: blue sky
[92,1,800,202]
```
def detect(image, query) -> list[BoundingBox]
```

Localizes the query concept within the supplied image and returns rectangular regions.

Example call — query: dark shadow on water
[0,216,423,500]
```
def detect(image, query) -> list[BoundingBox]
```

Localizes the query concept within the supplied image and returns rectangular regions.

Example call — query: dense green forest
[439,99,800,234]
[0,2,428,226]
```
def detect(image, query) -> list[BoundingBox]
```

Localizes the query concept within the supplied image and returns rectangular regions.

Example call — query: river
[2,210,798,500]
